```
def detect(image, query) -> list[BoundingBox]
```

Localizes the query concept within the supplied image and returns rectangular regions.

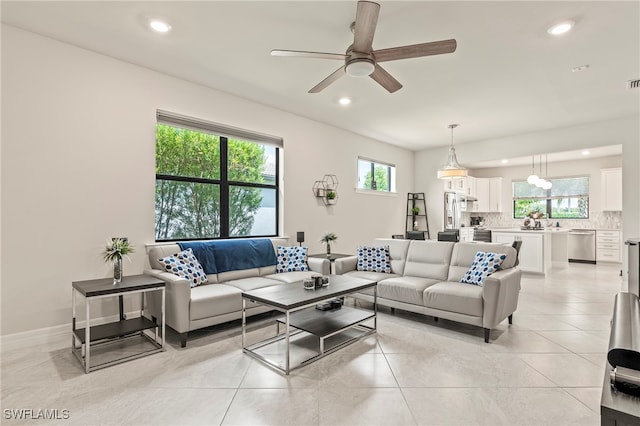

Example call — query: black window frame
[357,157,396,193]
[155,111,281,242]
[512,176,589,219]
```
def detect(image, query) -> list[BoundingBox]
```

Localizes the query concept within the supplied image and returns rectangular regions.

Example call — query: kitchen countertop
[489,228,570,234]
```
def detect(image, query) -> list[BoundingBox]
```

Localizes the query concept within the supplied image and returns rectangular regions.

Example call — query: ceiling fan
[271,0,457,94]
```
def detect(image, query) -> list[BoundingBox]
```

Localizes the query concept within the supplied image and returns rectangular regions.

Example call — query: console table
[72,274,165,373]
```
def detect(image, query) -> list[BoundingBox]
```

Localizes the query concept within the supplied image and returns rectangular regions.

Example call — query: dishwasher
[568,229,596,264]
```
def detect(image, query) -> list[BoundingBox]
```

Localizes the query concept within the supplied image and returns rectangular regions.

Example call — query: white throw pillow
[276,246,309,273]
[460,251,506,286]
[158,248,208,288]
[356,246,391,273]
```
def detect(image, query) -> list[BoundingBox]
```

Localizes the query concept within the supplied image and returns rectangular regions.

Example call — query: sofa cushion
[403,240,455,280]
[190,284,242,321]
[448,243,516,282]
[266,271,318,284]
[223,277,285,292]
[357,246,391,273]
[157,248,208,288]
[343,270,400,284]
[377,276,440,305]
[423,282,484,317]
[276,246,309,273]
[461,251,507,286]
[373,238,411,275]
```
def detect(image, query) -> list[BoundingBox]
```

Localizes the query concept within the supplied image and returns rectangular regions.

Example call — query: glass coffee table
[241,275,377,375]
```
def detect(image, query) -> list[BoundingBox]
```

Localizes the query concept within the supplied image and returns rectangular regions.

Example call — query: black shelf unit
[73,317,158,344]
[406,192,429,239]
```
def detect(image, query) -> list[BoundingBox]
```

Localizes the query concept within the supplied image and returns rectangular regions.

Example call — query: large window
[513,176,589,219]
[155,111,280,241]
[357,157,396,192]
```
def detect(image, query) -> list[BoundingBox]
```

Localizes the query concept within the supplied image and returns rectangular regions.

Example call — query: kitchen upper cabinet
[601,168,622,211]
[443,176,476,197]
[475,177,503,213]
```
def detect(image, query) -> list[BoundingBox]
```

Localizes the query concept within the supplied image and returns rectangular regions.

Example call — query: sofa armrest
[144,269,192,334]
[308,257,330,275]
[482,267,522,329]
[335,255,358,275]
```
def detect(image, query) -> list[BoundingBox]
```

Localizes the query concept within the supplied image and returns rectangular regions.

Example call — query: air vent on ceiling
[628,79,640,90]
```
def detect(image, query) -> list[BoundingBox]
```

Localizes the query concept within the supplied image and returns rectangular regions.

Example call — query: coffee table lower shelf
[244,305,376,375]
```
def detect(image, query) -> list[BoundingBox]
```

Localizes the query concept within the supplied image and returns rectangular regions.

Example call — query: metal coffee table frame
[241,276,377,375]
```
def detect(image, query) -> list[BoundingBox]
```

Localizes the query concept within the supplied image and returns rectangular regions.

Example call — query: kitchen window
[357,157,396,192]
[513,176,589,219]
[155,110,281,241]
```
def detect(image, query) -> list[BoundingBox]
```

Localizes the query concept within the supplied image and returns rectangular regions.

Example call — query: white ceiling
[2,1,639,152]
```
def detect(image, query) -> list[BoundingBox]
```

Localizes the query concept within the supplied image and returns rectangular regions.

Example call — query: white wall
[0,26,413,335]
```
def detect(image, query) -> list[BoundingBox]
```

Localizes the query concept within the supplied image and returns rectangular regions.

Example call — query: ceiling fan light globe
[346,59,375,77]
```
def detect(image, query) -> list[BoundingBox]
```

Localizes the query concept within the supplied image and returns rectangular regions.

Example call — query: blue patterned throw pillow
[276,246,309,273]
[460,251,507,286]
[158,248,208,288]
[357,246,391,273]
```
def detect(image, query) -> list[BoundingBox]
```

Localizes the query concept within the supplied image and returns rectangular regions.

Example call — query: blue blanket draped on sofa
[178,239,277,275]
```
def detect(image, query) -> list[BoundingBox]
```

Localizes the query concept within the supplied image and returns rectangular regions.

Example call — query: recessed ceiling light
[547,20,575,36]
[582,150,590,156]
[338,97,351,106]
[149,19,171,33]
[501,159,509,164]
[572,64,590,73]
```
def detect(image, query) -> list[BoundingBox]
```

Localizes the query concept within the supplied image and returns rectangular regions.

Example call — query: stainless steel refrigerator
[626,238,640,297]
[444,191,464,230]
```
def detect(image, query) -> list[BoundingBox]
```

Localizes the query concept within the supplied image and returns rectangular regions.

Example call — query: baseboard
[0,310,143,352]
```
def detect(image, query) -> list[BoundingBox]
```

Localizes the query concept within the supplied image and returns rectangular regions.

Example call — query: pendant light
[437,124,468,179]
[527,156,539,185]
[542,154,553,189]
[535,154,547,187]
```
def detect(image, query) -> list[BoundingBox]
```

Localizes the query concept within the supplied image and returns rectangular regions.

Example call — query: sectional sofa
[335,238,521,342]
[145,238,329,347]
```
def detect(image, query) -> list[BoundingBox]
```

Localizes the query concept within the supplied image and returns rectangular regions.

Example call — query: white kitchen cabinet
[443,176,476,197]
[492,231,547,274]
[475,177,503,213]
[597,230,622,262]
[601,168,622,211]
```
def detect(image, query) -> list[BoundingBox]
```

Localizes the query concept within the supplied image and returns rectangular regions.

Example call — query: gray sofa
[145,238,329,347]
[335,238,521,342]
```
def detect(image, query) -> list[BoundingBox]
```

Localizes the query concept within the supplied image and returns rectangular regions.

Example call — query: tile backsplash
[462,211,622,230]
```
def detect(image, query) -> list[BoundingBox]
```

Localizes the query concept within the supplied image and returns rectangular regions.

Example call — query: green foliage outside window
[512,177,589,219]
[364,165,389,191]
[155,124,271,240]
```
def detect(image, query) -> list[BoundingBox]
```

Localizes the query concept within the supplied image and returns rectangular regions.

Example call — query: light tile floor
[1,262,624,425]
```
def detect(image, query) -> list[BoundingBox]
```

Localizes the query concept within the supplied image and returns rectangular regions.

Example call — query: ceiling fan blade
[353,1,380,52]
[369,64,402,93]
[374,39,457,62]
[271,49,346,60]
[309,66,346,93]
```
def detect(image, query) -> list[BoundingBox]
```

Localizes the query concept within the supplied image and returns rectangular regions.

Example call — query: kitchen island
[491,228,569,275]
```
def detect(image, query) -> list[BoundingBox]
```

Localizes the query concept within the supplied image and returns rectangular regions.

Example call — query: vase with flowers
[320,232,338,256]
[103,238,135,284]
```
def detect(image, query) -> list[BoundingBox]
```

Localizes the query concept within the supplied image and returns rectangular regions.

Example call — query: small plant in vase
[320,232,338,256]
[103,238,135,284]
[326,191,337,205]
[412,207,420,215]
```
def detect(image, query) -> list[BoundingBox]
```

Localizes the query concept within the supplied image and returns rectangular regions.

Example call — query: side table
[308,253,352,274]
[72,274,165,373]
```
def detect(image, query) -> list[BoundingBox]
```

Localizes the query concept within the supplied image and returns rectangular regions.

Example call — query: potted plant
[326,191,337,205]
[104,238,135,283]
[320,232,338,256]
[412,206,420,215]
